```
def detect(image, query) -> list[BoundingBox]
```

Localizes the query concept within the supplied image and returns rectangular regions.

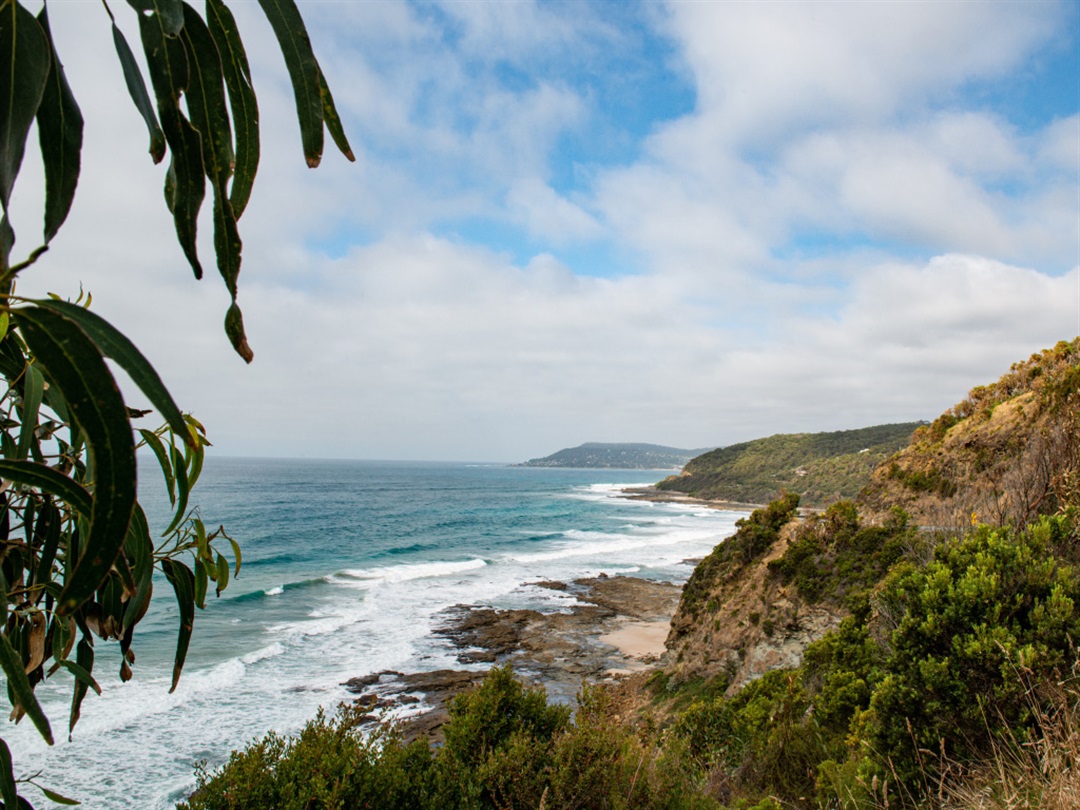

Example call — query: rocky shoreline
[343,574,683,743]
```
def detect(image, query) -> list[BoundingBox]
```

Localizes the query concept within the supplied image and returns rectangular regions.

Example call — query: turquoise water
[10,458,744,808]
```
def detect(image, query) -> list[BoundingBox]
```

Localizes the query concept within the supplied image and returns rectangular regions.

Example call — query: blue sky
[11,0,1080,461]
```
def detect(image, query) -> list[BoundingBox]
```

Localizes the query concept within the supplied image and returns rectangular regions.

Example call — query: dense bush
[180,666,719,810]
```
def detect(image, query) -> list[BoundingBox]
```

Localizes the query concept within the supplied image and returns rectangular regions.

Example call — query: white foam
[264,585,284,596]
[336,557,488,584]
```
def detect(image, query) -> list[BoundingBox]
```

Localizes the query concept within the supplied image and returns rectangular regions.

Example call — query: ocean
[10,458,744,809]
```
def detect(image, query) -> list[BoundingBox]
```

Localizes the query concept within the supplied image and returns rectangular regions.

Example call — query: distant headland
[516,442,712,469]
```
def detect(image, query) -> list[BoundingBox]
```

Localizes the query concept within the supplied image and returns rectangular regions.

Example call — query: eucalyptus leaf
[162,558,195,692]
[256,0,323,167]
[17,362,43,460]
[0,632,52,744]
[0,0,50,215]
[0,738,18,809]
[35,5,84,244]
[14,306,137,616]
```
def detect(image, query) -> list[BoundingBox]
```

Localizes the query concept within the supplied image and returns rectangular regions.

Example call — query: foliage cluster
[674,492,800,628]
[670,507,1080,809]
[657,424,920,507]
[0,0,351,806]
[767,501,913,606]
[180,665,720,810]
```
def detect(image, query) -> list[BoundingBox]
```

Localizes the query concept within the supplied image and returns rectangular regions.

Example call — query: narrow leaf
[35,6,84,243]
[17,363,43,460]
[224,301,253,363]
[161,558,194,692]
[206,0,258,216]
[193,555,207,609]
[137,3,205,279]
[109,17,166,163]
[257,0,323,167]
[138,428,175,506]
[122,504,154,628]
[31,499,62,593]
[227,533,241,577]
[55,658,102,696]
[316,61,354,162]
[69,636,93,735]
[0,738,18,809]
[35,299,191,444]
[0,632,53,744]
[215,551,228,595]
[14,307,137,616]
[0,459,93,517]
[180,4,243,299]
[40,785,82,806]
[162,441,189,536]
[125,0,184,37]
[0,0,50,214]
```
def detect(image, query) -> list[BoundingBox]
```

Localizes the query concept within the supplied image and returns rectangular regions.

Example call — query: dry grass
[933,663,1080,810]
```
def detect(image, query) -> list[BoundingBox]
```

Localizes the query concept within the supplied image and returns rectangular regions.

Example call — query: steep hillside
[861,338,1080,528]
[656,422,920,507]
[518,442,711,469]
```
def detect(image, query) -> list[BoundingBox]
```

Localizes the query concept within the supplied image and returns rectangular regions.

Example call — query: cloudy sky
[9,0,1080,462]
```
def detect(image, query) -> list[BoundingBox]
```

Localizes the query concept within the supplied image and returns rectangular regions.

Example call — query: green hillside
[656,422,922,506]
[518,442,711,469]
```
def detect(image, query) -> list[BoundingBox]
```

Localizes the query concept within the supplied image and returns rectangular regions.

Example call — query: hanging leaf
[68,635,93,736]
[16,362,43,460]
[136,2,206,280]
[256,0,323,167]
[122,503,153,628]
[125,0,184,37]
[224,301,253,363]
[14,306,136,616]
[109,17,166,163]
[316,61,354,163]
[0,0,49,216]
[35,5,84,244]
[206,0,258,217]
[161,558,194,692]
[35,299,191,444]
[0,738,19,809]
[0,632,52,744]
[180,4,243,301]
[138,428,176,506]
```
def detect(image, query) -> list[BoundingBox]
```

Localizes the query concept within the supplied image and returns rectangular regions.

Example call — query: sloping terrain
[518,442,711,469]
[656,422,920,507]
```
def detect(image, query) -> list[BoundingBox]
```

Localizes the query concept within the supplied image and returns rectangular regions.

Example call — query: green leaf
[0,631,53,744]
[180,3,246,307]
[16,362,43,460]
[227,532,242,577]
[55,658,102,696]
[69,635,93,736]
[162,441,189,536]
[193,555,208,609]
[110,18,166,163]
[34,5,84,243]
[35,299,191,444]
[224,301,253,363]
[40,785,82,806]
[31,498,61,594]
[206,0,258,217]
[161,558,194,692]
[215,551,229,595]
[137,2,206,280]
[126,0,184,37]
[0,459,92,517]
[316,61,354,163]
[14,306,136,617]
[138,428,175,506]
[0,0,49,214]
[257,0,323,167]
[0,738,19,809]
[122,503,154,628]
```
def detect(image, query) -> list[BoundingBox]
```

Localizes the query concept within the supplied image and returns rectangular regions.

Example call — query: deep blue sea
[12,458,744,809]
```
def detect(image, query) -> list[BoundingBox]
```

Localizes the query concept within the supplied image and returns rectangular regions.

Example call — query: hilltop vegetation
[519,442,710,469]
[656,423,921,507]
